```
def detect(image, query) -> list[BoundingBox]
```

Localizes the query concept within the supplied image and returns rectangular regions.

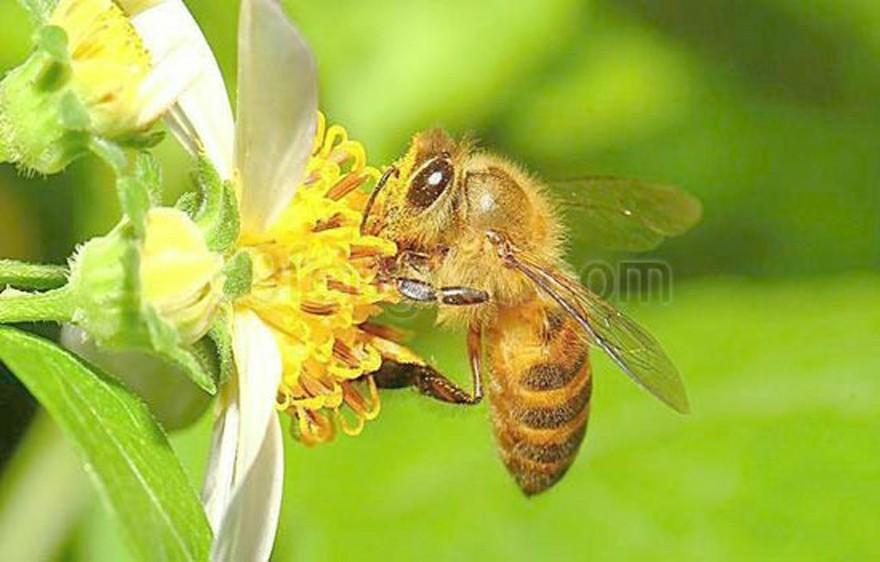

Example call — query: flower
[129,0,420,558]
[0,0,201,173]
[50,0,187,138]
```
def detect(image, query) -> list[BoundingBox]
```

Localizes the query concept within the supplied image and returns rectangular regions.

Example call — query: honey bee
[362,129,701,495]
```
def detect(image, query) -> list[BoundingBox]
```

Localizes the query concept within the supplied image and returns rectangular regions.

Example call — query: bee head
[362,129,472,245]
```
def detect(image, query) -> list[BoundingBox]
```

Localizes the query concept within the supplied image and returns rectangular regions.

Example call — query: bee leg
[395,250,433,274]
[467,322,484,401]
[373,358,482,405]
[395,278,489,306]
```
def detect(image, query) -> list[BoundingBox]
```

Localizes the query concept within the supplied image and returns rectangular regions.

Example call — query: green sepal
[116,177,150,238]
[17,0,58,25]
[58,91,90,130]
[134,150,163,205]
[143,305,216,395]
[190,154,240,253]
[115,152,163,236]
[175,191,200,216]
[0,25,90,174]
[88,137,127,171]
[67,222,143,347]
[190,335,222,387]
[222,251,253,300]
[115,129,166,150]
[206,304,234,386]
[33,26,71,92]
[34,24,68,61]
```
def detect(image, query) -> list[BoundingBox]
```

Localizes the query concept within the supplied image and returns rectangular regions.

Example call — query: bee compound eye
[407,158,454,209]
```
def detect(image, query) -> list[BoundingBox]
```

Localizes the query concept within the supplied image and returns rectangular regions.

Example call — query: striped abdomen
[485,299,592,495]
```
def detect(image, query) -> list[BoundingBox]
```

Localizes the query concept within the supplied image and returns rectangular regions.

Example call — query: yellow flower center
[238,114,419,445]
[51,0,152,137]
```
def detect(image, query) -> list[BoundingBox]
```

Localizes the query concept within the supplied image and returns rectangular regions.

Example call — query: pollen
[239,114,414,445]
[50,0,153,136]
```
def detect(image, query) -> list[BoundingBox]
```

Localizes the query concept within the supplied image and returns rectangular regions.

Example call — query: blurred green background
[1,0,879,561]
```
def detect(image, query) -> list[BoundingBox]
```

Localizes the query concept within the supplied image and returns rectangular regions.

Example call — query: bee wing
[507,250,690,413]
[550,178,702,252]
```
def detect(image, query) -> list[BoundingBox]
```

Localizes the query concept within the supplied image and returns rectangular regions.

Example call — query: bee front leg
[395,278,489,306]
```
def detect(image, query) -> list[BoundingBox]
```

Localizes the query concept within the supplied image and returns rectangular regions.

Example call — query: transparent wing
[550,177,702,252]
[236,0,318,232]
[508,250,690,413]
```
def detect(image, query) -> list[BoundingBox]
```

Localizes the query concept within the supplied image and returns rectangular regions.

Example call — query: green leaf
[0,259,68,290]
[0,327,212,562]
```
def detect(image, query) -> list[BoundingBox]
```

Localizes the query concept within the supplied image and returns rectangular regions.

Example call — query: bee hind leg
[373,327,483,406]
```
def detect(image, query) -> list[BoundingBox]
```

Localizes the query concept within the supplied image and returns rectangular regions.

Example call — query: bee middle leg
[374,325,484,405]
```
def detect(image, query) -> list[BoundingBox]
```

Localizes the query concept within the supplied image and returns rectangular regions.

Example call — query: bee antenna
[361,165,399,235]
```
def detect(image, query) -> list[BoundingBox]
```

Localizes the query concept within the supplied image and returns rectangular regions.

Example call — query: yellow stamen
[239,114,415,445]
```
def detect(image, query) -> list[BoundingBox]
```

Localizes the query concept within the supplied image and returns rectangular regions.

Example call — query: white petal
[116,0,164,15]
[131,0,236,180]
[231,310,283,483]
[236,0,318,232]
[201,398,240,533]
[211,418,284,562]
[135,43,201,127]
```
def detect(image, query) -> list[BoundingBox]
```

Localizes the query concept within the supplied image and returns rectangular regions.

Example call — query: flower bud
[0,0,198,173]
[69,207,225,349]
[141,208,226,344]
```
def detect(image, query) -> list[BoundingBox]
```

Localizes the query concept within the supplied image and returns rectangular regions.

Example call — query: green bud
[66,207,227,394]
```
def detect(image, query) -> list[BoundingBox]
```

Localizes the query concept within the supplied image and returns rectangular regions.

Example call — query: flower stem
[0,285,74,323]
[0,259,69,290]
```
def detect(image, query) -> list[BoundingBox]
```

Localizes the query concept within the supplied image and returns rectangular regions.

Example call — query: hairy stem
[0,285,74,323]
[0,259,69,290]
